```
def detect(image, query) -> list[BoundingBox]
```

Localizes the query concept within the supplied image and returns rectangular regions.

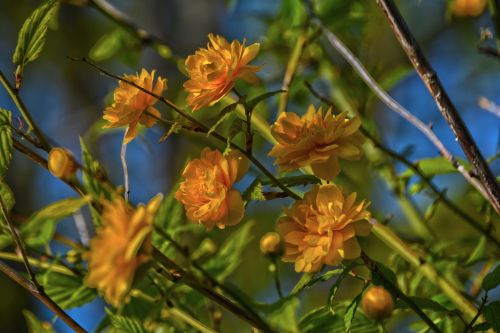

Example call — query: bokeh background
[0,0,499,332]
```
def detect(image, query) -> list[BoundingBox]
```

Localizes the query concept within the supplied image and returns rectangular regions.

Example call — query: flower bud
[362,286,394,321]
[48,148,77,180]
[260,232,281,255]
[452,0,487,17]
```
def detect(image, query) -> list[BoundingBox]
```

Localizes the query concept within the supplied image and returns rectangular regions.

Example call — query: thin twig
[375,0,500,214]
[68,56,301,200]
[306,6,495,212]
[271,256,284,299]
[0,260,86,332]
[121,135,129,201]
[463,294,488,333]
[0,71,51,152]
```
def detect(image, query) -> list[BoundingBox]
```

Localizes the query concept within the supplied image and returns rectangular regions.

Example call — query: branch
[68,56,301,200]
[375,0,500,214]
[0,260,86,332]
[309,14,494,212]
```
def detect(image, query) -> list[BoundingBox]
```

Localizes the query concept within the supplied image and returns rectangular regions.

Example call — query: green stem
[0,252,74,276]
[168,307,217,333]
[0,71,51,152]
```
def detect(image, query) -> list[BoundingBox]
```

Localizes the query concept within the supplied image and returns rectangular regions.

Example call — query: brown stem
[68,56,301,200]
[375,0,500,214]
[0,260,86,332]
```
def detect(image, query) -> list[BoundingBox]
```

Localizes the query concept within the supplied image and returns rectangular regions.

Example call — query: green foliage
[246,90,286,112]
[39,271,96,309]
[0,109,13,176]
[328,265,354,310]
[0,179,15,214]
[89,28,141,66]
[344,291,364,333]
[80,137,111,200]
[204,221,254,281]
[395,297,452,313]
[0,197,90,249]
[484,301,500,333]
[108,312,147,333]
[23,310,55,333]
[400,156,470,179]
[299,305,379,333]
[242,177,266,202]
[291,269,343,296]
[268,297,300,333]
[482,265,500,291]
[464,236,487,265]
[12,0,59,77]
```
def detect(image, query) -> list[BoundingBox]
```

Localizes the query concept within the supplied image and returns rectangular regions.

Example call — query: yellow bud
[362,286,394,321]
[260,232,281,255]
[452,0,487,17]
[48,148,77,180]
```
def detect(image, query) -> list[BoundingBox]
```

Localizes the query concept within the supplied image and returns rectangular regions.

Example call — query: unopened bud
[451,0,487,17]
[48,148,77,180]
[260,232,281,255]
[362,286,394,321]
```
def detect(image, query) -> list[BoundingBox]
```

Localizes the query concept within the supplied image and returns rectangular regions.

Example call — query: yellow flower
[103,69,167,144]
[183,33,260,111]
[278,184,371,273]
[269,106,364,180]
[452,0,487,16]
[175,148,249,230]
[47,147,77,180]
[85,194,162,307]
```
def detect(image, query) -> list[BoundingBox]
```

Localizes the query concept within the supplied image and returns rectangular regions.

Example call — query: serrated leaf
[39,271,96,309]
[465,236,487,265]
[268,297,300,333]
[246,90,286,112]
[328,266,353,310]
[13,0,59,75]
[291,269,343,296]
[204,221,254,281]
[262,175,321,187]
[23,310,55,333]
[344,292,363,333]
[395,297,452,313]
[484,301,500,332]
[80,137,111,205]
[0,179,15,213]
[482,265,500,291]
[0,109,13,176]
[109,313,147,333]
[89,29,122,62]
[299,305,378,333]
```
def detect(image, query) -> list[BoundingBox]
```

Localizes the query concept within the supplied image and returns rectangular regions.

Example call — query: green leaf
[0,109,13,176]
[242,177,265,203]
[89,29,122,62]
[344,292,363,333]
[395,297,452,313]
[484,301,500,333]
[207,102,239,136]
[279,0,306,28]
[204,221,254,281]
[12,0,59,75]
[39,271,96,309]
[328,266,353,310]
[80,137,111,200]
[400,156,469,179]
[291,269,343,296]
[465,236,487,265]
[23,310,55,333]
[0,179,15,213]
[262,175,321,187]
[299,305,378,333]
[158,122,182,143]
[268,297,300,333]
[472,322,492,332]
[0,197,89,249]
[482,265,500,291]
[246,90,285,112]
[109,313,147,333]
[371,261,398,298]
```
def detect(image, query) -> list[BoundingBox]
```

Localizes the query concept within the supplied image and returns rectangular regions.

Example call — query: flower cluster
[269,106,364,180]
[175,148,249,230]
[85,195,162,307]
[278,184,371,272]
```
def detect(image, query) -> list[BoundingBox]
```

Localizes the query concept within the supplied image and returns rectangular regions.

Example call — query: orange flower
[85,194,162,307]
[278,184,371,273]
[103,69,167,144]
[175,148,249,230]
[269,106,364,180]
[452,0,487,16]
[183,33,260,111]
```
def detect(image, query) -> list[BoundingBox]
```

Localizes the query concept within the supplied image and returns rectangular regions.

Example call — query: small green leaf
[13,0,59,75]
[0,109,13,176]
[204,221,254,281]
[328,267,352,310]
[408,180,425,195]
[482,265,500,291]
[242,177,265,203]
[80,137,112,204]
[400,156,469,179]
[158,122,182,143]
[39,271,96,309]
[291,269,343,296]
[299,305,378,333]
[344,292,363,333]
[395,297,452,313]
[207,102,239,136]
[484,301,500,333]
[109,313,147,333]
[246,90,286,112]
[268,297,300,333]
[89,29,122,62]
[23,310,55,333]
[0,179,15,213]
[290,272,316,295]
[465,236,487,265]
